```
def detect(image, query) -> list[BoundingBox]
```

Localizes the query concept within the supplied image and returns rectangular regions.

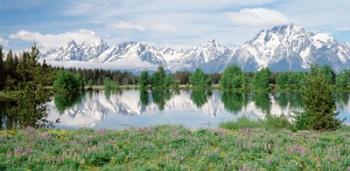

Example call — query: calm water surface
[41,89,350,129]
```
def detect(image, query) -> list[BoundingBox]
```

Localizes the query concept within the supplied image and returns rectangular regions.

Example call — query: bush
[53,70,83,96]
[295,65,342,130]
[104,77,118,90]
[220,116,292,130]
[189,68,211,89]
[219,117,261,130]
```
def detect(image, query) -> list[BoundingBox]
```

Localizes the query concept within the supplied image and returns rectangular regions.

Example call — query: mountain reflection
[44,90,350,129]
[191,89,211,108]
[221,91,248,113]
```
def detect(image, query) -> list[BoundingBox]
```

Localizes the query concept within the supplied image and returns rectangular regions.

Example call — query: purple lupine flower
[13,147,32,156]
[288,145,306,155]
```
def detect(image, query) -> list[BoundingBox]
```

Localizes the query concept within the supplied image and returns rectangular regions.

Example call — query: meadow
[1,125,350,170]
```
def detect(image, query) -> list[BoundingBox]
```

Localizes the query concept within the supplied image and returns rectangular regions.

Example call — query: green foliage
[54,93,83,113]
[220,65,243,91]
[190,89,211,107]
[219,115,292,130]
[104,77,118,91]
[152,89,172,110]
[221,92,248,113]
[336,69,350,90]
[275,72,305,90]
[219,117,262,130]
[53,70,83,96]
[152,66,167,88]
[252,68,272,92]
[1,126,350,170]
[295,66,342,130]
[138,71,150,88]
[319,65,336,85]
[139,89,149,106]
[189,68,211,89]
[6,46,51,128]
[253,92,271,114]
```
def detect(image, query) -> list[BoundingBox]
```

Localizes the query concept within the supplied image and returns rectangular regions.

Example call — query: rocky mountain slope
[41,24,350,72]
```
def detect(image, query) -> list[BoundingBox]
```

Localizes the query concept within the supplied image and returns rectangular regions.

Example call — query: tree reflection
[152,89,172,110]
[221,91,248,113]
[253,92,271,114]
[54,93,84,113]
[275,91,303,109]
[140,89,150,107]
[190,89,212,108]
[104,89,122,100]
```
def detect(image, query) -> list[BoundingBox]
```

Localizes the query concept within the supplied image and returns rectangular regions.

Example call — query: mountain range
[41,24,350,73]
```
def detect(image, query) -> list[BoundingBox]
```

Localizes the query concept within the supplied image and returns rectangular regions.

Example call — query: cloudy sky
[0,0,350,51]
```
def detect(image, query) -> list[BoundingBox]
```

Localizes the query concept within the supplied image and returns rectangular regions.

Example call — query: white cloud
[336,26,350,32]
[224,8,289,27]
[109,21,145,31]
[151,24,177,33]
[9,29,100,50]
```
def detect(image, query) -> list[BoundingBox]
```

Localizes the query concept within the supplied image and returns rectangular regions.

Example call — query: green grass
[1,125,350,170]
[219,115,294,130]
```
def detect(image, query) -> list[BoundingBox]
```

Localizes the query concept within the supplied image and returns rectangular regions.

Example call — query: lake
[1,89,350,129]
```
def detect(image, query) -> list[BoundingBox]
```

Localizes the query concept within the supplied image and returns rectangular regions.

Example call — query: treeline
[135,65,350,92]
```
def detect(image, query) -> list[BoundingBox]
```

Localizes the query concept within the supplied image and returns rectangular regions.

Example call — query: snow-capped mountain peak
[41,24,350,73]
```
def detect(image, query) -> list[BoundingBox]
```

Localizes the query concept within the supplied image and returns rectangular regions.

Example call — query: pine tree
[152,66,167,88]
[220,65,243,91]
[189,68,211,89]
[139,71,150,89]
[295,66,342,130]
[7,45,51,128]
[252,68,272,92]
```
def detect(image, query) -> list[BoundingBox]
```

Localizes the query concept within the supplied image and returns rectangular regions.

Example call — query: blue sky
[1,0,350,51]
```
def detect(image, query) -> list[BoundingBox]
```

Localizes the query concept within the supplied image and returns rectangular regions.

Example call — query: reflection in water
[1,89,349,129]
[253,92,271,114]
[54,93,84,113]
[191,89,212,108]
[140,89,150,107]
[221,92,248,113]
[152,89,173,110]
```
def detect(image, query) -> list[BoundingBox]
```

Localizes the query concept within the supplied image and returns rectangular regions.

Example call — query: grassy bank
[1,126,350,170]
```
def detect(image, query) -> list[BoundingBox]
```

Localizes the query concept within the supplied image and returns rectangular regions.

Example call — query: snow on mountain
[228,24,350,72]
[41,24,350,72]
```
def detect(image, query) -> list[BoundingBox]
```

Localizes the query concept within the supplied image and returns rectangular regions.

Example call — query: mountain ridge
[41,24,350,73]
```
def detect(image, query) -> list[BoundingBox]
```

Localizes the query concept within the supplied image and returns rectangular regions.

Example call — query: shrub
[220,116,292,130]
[295,66,342,130]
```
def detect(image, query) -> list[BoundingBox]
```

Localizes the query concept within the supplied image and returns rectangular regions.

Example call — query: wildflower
[288,145,306,155]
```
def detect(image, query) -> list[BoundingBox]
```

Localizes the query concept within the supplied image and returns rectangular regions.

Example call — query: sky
[0,0,350,51]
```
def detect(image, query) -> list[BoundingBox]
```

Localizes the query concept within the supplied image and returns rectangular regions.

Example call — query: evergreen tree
[104,77,118,91]
[220,65,243,91]
[295,66,342,130]
[7,46,51,128]
[53,70,82,97]
[335,69,350,90]
[139,71,150,88]
[152,66,167,88]
[252,68,272,92]
[189,68,211,89]
[320,65,336,85]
